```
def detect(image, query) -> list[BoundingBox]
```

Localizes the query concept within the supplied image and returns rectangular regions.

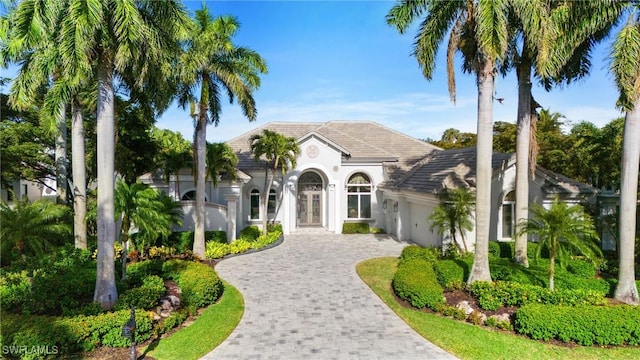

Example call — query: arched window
[347,173,371,219]
[181,190,208,202]
[250,189,260,220]
[502,191,515,239]
[267,189,277,214]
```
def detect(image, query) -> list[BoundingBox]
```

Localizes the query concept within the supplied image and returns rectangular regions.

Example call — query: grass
[145,281,244,359]
[356,257,640,360]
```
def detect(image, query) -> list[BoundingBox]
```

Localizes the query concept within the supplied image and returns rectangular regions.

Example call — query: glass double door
[297,190,322,226]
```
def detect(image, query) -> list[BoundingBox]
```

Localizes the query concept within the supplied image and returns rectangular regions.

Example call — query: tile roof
[381,147,512,194]
[226,121,440,171]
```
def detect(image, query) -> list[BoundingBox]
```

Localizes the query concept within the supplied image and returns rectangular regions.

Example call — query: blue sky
[3,1,625,143]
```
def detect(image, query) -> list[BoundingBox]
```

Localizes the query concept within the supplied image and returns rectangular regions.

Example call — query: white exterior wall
[176,201,227,232]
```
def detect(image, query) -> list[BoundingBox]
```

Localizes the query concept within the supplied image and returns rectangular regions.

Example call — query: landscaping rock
[160,309,172,318]
[456,300,474,316]
[167,295,181,308]
[160,299,172,311]
[488,313,510,323]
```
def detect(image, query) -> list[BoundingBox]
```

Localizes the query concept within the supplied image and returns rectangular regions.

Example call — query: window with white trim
[250,189,260,220]
[267,189,276,214]
[502,191,515,239]
[347,173,372,219]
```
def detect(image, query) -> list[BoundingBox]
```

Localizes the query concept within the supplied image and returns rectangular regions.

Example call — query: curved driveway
[202,232,457,360]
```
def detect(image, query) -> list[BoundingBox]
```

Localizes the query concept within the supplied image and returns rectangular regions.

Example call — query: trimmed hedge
[514,304,640,346]
[392,258,444,310]
[470,281,607,311]
[162,260,223,309]
[167,230,227,253]
[342,222,370,234]
[488,241,514,259]
[115,275,165,310]
[433,259,467,289]
[239,226,261,241]
[0,309,155,355]
[205,231,282,259]
[399,245,440,264]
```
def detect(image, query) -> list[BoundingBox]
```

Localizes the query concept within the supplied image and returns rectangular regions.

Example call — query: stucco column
[397,196,410,241]
[225,194,238,243]
[328,183,336,232]
[169,175,178,200]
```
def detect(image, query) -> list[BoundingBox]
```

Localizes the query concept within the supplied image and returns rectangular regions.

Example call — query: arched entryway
[297,171,324,226]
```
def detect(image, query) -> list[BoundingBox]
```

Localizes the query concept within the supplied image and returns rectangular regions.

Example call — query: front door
[298,191,322,226]
[297,172,323,226]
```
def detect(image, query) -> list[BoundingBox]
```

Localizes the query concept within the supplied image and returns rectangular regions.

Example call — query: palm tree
[114,180,183,279]
[429,187,475,254]
[518,198,600,291]
[0,198,71,264]
[152,128,193,199]
[249,129,300,234]
[176,5,267,258]
[507,1,623,267]
[610,5,640,305]
[387,0,510,283]
[5,0,190,309]
[206,142,238,187]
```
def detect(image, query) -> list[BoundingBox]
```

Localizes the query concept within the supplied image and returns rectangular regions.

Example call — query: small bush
[392,258,444,310]
[205,241,230,259]
[432,259,467,289]
[158,309,189,334]
[267,223,283,234]
[399,245,440,264]
[163,260,223,308]
[342,222,370,234]
[566,259,597,279]
[370,227,386,234]
[488,241,514,258]
[239,226,261,241]
[125,259,163,288]
[435,304,467,320]
[115,275,165,310]
[0,270,31,313]
[229,239,253,254]
[514,304,640,346]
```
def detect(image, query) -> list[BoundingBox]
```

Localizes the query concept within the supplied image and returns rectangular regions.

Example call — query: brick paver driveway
[202,232,458,360]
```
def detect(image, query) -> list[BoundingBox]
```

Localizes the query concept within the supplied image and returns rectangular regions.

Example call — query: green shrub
[435,304,467,320]
[267,223,283,234]
[239,226,261,241]
[125,259,163,288]
[399,245,440,264]
[0,270,31,313]
[432,259,467,289]
[370,227,386,234]
[158,309,189,334]
[229,239,252,254]
[28,265,96,316]
[253,231,282,248]
[392,258,444,310]
[470,281,607,311]
[342,222,370,234]
[163,260,223,308]
[488,241,514,258]
[115,275,165,310]
[205,241,230,259]
[566,259,597,279]
[0,309,155,356]
[514,304,640,346]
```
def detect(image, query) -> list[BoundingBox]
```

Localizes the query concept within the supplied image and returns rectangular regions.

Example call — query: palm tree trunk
[120,216,130,281]
[71,101,87,249]
[193,108,207,258]
[94,57,118,310]
[262,167,273,235]
[614,99,640,305]
[55,102,68,204]
[549,252,555,291]
[468,61,494,284]
[514,52,532,267]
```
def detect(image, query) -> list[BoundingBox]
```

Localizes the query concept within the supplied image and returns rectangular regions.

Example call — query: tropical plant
[610,4,640,305]
[152,127,193,199]
[176,5,267,258]
[206,142,238,187]
[428,187,475,254]
[387,0,510,283]
[0,198,71,264]
[518,198,600,291]
[249,129,300,234]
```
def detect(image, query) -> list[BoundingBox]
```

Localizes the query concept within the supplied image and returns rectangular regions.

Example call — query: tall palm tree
[518,199,600,291]
[610,5,640,305]
[5,0,191,309]
[387,0,509,283]
[249,129,300,234]
[507,0,623,267]
[152,127,193,199]
[429,187,475,254]
[0,198,71,264]
[177,5,267,258]
[114,180,183,279]
[206,142,238,188]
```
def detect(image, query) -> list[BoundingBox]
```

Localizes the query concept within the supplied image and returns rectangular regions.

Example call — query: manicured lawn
[145,281,244,360]
[357,257,640,360]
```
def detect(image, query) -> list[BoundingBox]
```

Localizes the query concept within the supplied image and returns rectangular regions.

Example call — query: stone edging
[218,234,285,260]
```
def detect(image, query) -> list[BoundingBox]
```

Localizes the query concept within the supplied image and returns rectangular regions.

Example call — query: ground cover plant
[388,244,640,348]
[357,257,640,360]
[205,225,282,259]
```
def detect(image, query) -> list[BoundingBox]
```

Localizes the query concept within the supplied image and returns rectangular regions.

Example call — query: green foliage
[239,226,261,241]
[428,187,475,254]
[125,259,164,289]
[470,281,607,311]
[206,142,238,187]
[566,259,597,279]
[0,309,155,355]
[433,259,468,289]
[267,223,283,234]
[399,245,440,264]
[205,230,282,259]
[0,198,71,265]
[392,258,444,310]
[514,304,640,346]
[370,227,386,234]
[115,275,165,310]
[0,270,31,312]
[162,260,223,308]
[158,309,189,334]
[166,231,226,253]
[435,304,468,320]
[488,241,514,258]
[342,222,370,234]
[485,316,514,331]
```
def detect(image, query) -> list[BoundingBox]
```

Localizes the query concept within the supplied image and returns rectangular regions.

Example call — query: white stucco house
[140,121,598,249]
